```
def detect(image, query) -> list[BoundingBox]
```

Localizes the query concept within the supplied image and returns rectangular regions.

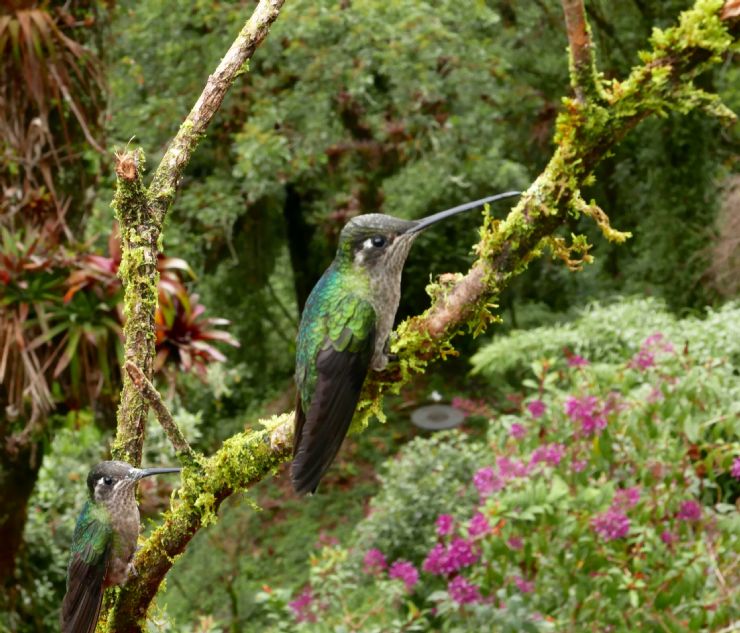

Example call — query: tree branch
[107,1,738,629]
[110,0,286,467]
[147,0,286,226]
[561,0,601,102]
[123,361,197,465]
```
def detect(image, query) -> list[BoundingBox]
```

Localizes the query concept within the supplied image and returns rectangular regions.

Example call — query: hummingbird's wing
[61,502,112,633]
[292,296,375,494]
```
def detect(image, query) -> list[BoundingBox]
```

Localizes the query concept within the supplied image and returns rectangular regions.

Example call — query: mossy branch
[107,0,738,629]
[110,0,286,468]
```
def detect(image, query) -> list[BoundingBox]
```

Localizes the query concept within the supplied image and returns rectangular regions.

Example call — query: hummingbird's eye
[103,476,113,486]
[370,235,386,248]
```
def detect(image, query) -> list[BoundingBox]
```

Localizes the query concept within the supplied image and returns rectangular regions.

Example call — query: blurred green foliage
[471,297,740,385]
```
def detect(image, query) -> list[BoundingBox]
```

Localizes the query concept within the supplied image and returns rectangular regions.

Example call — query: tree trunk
[0,437,44,596]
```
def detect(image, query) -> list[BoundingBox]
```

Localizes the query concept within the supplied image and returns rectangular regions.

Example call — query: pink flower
[467,512,491,538]
[677,500,702,522]
[564,395,607,436]
[363,548,387,574]
[661,530,677,545]
[289,588,316,623]
[530,443,566,467]
[510,422,527,439]
[448,575,481,604]
[389,560,419,591]
[446,537,480,571]
[571,458,588,473]
[613,486,641,510]
[567,354,590,367]
[591,508,630,541]
[422,543,447,575]
[497,456,530,479]
[731,456,740,480]
[507,536,523,550]
[473,466,503,500]
[423,538,479,575]
[629,349,655,370]
[526,400,546,419]
[514,576,535,593]
[436,514,455,536]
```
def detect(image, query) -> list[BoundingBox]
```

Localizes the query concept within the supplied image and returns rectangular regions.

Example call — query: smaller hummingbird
[61,460,181,633]
[291,191,520,494]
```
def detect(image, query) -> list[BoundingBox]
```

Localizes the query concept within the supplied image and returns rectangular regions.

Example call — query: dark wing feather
[291,327,374,494]
[61,505,112,633]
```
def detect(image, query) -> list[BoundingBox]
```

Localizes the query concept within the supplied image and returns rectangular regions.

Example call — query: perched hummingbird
[291,191,520,494]
[61,460,181,633]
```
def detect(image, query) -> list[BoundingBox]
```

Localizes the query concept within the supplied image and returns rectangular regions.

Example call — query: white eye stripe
[362,238,375,249]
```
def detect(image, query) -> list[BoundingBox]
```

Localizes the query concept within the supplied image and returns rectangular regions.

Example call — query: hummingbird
[61,460,181,633]
[291,191,520,494]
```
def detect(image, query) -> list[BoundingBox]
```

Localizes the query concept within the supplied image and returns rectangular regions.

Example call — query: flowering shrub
[260,321,738,632]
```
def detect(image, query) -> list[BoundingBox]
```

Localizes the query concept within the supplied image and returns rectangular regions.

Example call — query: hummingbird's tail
[61,567,105,633]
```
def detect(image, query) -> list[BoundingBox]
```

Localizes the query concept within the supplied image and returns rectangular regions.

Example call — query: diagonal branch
[123,361,198,465]
[108,3,738,629]
[110,0,286,467]
[147,0,286,226]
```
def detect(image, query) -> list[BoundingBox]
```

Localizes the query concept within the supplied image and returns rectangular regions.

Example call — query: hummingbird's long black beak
[405,190,521,234]
[130,467,182,480]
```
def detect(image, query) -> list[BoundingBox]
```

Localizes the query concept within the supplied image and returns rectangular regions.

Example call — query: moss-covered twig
[561,0,602,103]
[107,1,738,630]
[123,361,198,466]
[110,0,286,467]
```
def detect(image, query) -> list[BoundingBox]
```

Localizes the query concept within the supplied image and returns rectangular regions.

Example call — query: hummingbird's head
[335,191,521,277]
[337,214,418,276]
[86,460,181,504]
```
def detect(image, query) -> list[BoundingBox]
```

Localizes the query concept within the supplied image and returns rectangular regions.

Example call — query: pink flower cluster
[288,588,316,623]
[564,395,608,436]
[677,500,702,522]
[423,537,480,574]
[436,514,455,536]
[363,548,387,574]
[389,560,419,590]
[731,456,740,480]
[591,508,630,541]
[363,549,419,592]
[424,512,495,605]
[526,399,546,419]
[567,354,590,367]
[447,575,481,604]
[530,443,566,467]
[628,332,675,371]
[591,486,641,541]
[473,466,504,500]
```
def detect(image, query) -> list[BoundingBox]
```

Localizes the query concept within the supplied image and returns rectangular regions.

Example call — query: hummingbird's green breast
[295,260,376,411]
[71,501,113,565]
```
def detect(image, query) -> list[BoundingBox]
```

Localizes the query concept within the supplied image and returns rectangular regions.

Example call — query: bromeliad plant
[0,221,237,422]
[266,324,739,633]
